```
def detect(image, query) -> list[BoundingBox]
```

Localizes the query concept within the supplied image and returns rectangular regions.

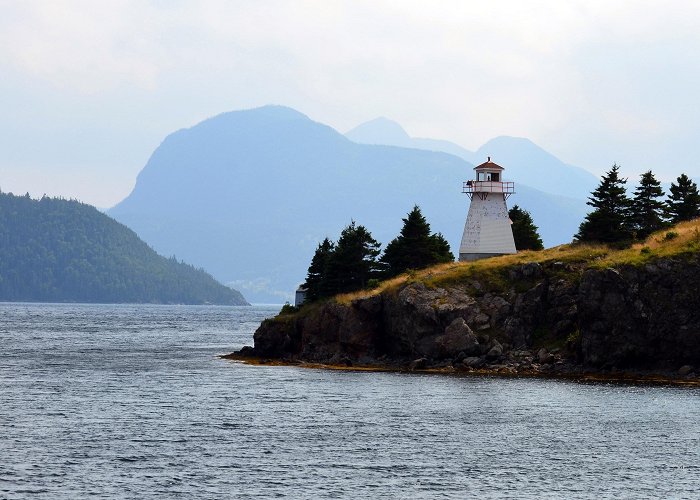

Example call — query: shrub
[663,231,679,241]
[366,278,380,289]
[279,302,298,315]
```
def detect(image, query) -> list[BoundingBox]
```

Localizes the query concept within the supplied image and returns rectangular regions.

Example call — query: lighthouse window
[491,172,500,182]
[478,172,486,181]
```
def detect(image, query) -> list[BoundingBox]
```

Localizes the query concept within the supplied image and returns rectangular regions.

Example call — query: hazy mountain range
[109,106,595,303]
[346,117,598,200]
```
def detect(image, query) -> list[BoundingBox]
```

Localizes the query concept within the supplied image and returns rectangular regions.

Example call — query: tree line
[302,204,544,303]
[303,206,453,301]
[575,166,700,243]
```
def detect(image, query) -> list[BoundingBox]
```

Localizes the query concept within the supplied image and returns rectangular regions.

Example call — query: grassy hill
[335,218,700,305]
[0,192,248,305]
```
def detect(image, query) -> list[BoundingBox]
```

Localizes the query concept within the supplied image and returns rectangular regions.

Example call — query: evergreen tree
[630,170,667,238]
[381,205,454,277]
[509,205,544,250]
[575,164,633,243]
[325,221,381,295]
[303,237,335,301]
[666,173,700,223]
[430,233,453,264]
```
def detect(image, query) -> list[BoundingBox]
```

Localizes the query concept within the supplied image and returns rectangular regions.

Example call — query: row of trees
[303,204,546,302]
[575,165,700,243]
[301,165,697,304]
[303,206,453,301]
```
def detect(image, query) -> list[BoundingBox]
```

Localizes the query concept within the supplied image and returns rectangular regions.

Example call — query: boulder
[679,365,694,376]
[439,318,480,357]
[486,340,503,360]
[463,356,485,368]
[409,358,429,370]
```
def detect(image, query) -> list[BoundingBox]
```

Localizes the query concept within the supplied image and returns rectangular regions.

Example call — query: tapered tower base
[459,193,516,262]
[459,252,511,262]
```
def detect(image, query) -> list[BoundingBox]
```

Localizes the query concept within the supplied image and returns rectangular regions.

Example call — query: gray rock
[474,312,490,326]
[409,358,429,370]
[679,365,693,376]
[537,348,549,363]
[463,356,485,368]
[522,262,542,278]
[434,318,480,358]
[486,340,503,360]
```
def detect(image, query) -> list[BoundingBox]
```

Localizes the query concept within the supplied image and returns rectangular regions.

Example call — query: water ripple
[1,303,699,499]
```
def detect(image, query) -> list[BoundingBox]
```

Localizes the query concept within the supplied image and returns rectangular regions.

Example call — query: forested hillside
[0,192,248,304]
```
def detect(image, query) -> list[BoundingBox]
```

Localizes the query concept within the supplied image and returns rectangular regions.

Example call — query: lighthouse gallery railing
[462,181,515,196]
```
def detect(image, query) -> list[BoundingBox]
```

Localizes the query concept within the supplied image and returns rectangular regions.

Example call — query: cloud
[2,0,700,204]
[0,1,165,92]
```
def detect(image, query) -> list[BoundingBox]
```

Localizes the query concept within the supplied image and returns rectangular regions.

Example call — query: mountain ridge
[110,105,591,303]
[346,117,598,199]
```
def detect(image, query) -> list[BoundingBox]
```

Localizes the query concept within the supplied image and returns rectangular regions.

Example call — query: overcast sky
[2,0,700,207]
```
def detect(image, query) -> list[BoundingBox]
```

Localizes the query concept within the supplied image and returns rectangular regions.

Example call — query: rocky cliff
[233,243,700,381]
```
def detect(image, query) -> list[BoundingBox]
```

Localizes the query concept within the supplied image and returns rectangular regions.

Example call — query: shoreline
[220,353,700,388]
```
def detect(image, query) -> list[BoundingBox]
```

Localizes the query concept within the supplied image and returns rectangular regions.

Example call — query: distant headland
[0,192,248,305]
[227,219,700,385]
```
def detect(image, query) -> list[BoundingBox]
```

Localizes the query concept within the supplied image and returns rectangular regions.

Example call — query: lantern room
[475,156,503,181]
[463,157,515,200]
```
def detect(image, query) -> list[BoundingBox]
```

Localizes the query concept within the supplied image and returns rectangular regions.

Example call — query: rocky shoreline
[229,256,700,386]
[225,346,700,387]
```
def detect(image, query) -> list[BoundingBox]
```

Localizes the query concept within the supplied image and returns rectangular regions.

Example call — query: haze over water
[1,303,698,498]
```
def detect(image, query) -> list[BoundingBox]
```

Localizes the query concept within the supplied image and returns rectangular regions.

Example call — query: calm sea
[1,303,699,499]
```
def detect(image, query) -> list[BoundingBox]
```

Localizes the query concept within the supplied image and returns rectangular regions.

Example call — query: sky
[2,0,700,208]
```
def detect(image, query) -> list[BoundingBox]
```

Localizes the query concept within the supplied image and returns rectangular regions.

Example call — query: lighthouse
[459,157,517,261]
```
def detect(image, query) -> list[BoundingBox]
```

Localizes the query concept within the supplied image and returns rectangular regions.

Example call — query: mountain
[347,118,599,200]
[345,117,415,148]
[0,192,248,304]
[109,106,589,303]
[346,117,474,159]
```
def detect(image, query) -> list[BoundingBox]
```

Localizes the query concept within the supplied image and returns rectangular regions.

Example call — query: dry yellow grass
[335,218,700,304]
[596,218,700,267]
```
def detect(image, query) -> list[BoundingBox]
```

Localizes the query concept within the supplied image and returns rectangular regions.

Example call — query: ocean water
[1,303,699,499]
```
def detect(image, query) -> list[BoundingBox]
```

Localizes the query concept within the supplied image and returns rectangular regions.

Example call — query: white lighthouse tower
[459,157,517,261]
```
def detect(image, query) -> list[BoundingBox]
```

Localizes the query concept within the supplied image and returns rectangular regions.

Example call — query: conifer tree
[325,221,381,295]
[575,164,633,243]
[430,233,453,264]
[630,170,667,239]
[508,205,544,250]
[303,237,335,301]
[381,205,453,277]
[666,173,700,223]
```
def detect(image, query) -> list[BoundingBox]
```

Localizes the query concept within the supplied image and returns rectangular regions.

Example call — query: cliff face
[244,256,700,374]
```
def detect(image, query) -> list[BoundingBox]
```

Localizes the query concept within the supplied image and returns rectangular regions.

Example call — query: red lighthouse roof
[474,156,504,170]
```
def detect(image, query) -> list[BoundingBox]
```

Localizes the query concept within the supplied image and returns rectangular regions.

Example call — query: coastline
[221,352,700,388]
[231,233,700,386]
